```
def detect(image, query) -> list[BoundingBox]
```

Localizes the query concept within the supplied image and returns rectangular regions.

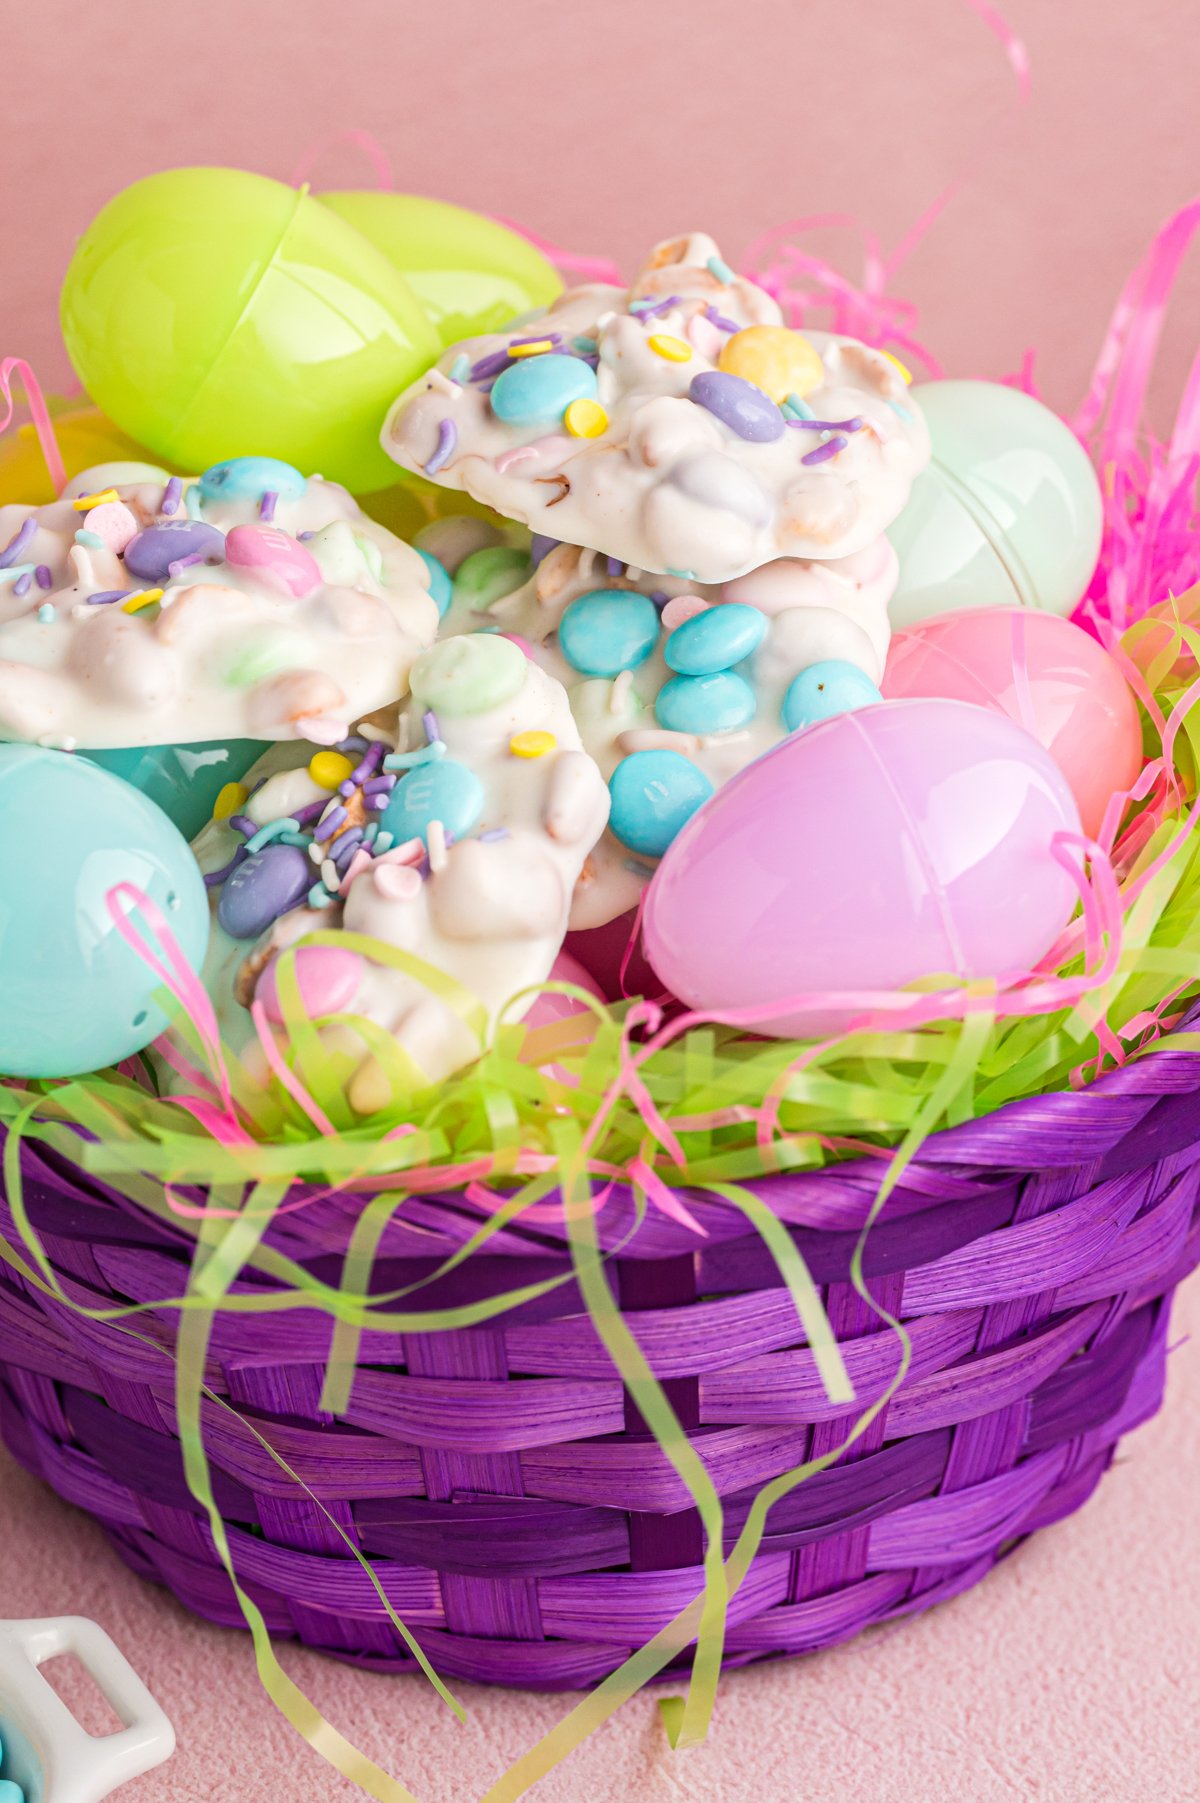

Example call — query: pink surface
[2,2,1200,425]
[0,1275,1195,1801]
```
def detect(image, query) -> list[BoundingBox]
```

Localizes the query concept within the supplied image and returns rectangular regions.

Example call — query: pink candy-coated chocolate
[643,698,1083,1038]
[256,946,364,1023]
[499,632,537,658]
[661,594,710,632]
[83,500,139,553]
[224,524,322,598]
[882,608,1143,838]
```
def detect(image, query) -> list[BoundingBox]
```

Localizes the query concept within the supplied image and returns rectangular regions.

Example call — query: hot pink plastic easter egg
[643,699,1083,1038]
[224,524,322,598]
[257,946,364,1023]
[883,608,1143,838]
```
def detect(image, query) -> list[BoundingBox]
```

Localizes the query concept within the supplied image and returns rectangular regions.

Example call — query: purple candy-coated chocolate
[801,434,848,466]
[160,476,183,516]
[124,520,226,585]
[215,843,313,938]
[0,1018,1195,1686]
[424,419,457,477]
[689,371,786,442]
[0,517,35,567]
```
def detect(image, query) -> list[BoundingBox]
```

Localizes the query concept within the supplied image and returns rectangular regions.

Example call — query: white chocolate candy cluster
[383,232,930,584]
[0,459,440,748]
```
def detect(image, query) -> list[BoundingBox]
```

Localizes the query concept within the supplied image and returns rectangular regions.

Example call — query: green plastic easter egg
[317,192,562,346]
[60,168,442,493]
[82,738,263,841]
[887,380,1104,629]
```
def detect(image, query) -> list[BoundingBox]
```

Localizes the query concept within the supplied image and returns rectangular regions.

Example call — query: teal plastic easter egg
[82,738,263,840]
[60,168,442,493]
[317,192,563,346]
[0,745,209,1077]
[886,381,1104,628]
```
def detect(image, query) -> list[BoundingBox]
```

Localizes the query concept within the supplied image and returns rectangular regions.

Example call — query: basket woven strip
[1,1037,1198,1688]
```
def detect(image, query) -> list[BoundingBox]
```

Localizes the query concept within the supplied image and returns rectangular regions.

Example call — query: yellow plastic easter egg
[717,326,825,403]
[0,405,165,507]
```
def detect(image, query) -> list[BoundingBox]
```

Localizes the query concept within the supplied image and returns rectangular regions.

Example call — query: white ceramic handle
[3,1617,175,1803]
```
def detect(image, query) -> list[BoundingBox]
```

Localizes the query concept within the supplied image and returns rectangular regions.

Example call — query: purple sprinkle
[704,304,742,334]
[203,848,247,888]
[161,477,183,516]
[259,490,279,522]
[314,806,347,842]
[478,827,510,843]
[335,734,370,755]
[786,416,864,433]
[631,294,681,319]
[228,815,259,839]
[648,590,669,607]
[12,571,32,598]
[510,332,563,347]
[332,829,365,868]
[368,793,391,811]
[353,740,387,784]
[291,797,329,827]
[0,518,35,567]
[35,565,52,590]
[86,589,133,606]
[470,348,515,382]
[801,434,849,467]
[606,555,624,578]
[425,418,457,477]
[362,776,396,797]
[422,710,440,743]
[298,530,315,540]
[166,550,207,578]
[531,534,561,566]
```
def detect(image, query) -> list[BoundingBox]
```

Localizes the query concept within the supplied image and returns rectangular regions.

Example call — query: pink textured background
[3,3,1200,1797]
[0,1280,1195,1802]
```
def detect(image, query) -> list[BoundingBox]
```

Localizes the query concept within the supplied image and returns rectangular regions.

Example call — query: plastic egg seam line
[933,455,1039,610]
[168,183,310,449]
[845,708,968,978]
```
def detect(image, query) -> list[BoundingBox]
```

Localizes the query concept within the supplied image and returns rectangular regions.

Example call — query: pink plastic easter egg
[224,524,322,598]
[256,946,365,1023]
[882,608,1143,838]
[643,699,1083,1038]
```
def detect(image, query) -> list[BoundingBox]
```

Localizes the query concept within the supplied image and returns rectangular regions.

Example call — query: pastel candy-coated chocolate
[643,698,1083,1037]
[380,756,485,844]
[656,669,758,734]
[782,660,883,731]
[665,600,766,674]
[257,945,365,1022]
[198,456,307,505]
[608,748,715,857]
[123,519,226,583]
[0,1781,25,1802]
[217,843,314,939]
[490,353,599,426]
[414,546,453,616]
[410,633,527,716]
[0,744,209,1076]
[223,524,322,597]
[717,325,825,403]
[559,589,660,677]
[452,544,533,609]
[688,370,786,442]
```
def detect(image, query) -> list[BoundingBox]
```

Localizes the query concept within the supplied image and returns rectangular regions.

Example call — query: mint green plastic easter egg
[886,380,1104,629]
[318,192,562,346]
[0,744,209,1077]
[82,738,262,840]
[60,168,442,493]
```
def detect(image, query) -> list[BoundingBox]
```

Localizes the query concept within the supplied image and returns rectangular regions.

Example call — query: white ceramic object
[0,1619,175,1803]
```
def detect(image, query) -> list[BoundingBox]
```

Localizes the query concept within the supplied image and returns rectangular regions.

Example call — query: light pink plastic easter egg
[883,608,1143,838]
[643,699,1083,1038]
[224,524,322,598]
[257,946,365,1023]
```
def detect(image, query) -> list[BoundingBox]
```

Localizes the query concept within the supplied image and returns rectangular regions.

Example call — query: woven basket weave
[2,1031,1199,1691]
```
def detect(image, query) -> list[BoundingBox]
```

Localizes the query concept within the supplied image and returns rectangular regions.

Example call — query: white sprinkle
[428,368,462,398]
[609,669,635,715]
[427,818,448,873]
[308,841,324,865]
[358,720,399,748]
[321,858,339,891]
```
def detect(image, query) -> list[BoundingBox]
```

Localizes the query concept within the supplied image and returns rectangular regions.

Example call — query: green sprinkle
[449,353,470,383]
[784,392,816,420]
[245,816,301,854]
[706,254,736,285]
[74,530,105,549]
[37,603,56,624]
[573,335,599,354]
[0,563,36,584]
[383,741,447,773]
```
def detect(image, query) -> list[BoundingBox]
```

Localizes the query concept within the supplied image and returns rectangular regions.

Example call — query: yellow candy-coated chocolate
[213,781,250,822]
[648,334,692,363]
[309,750,355,790]
[564,398,608,438]
[718,326,825,403]
[509,729,557,758]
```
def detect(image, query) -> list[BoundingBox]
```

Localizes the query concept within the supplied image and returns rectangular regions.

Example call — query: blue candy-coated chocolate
[217,843,314,940]
[0,1780,25,1802]
[558,589,660,677]
[490,353,599,426]
[781,659,883,732]
[656,670,757,735]
[414,546,453,616]
[664,602,766,675]
[198,456,307,505]
[123,519,225,584]
[608,749,714,857]
[689,370,786,442]
[380,757,485,846]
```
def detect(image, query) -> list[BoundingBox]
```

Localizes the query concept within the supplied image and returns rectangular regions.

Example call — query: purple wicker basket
[2,1029,1199,1691]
